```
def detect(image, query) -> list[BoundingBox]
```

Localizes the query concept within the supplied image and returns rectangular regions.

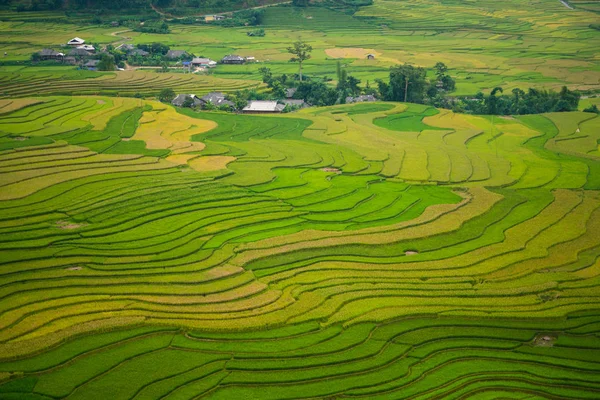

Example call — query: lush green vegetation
[0,97,599,397]
[0,0,599,397]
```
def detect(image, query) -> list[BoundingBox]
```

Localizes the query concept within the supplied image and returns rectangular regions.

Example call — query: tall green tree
[97,54,115,71]
[158,88,176,103]
[383,64,428,103]
[287,40,312,82]
[486,87,503,114]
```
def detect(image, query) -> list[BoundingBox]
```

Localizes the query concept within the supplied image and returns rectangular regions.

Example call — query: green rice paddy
[0,0,599,397]
[0,96,599,398]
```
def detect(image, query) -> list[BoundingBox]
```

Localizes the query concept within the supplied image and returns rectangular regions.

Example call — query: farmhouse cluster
[170,89,315,114]
[32,37,379,114]
[34,37,257,72]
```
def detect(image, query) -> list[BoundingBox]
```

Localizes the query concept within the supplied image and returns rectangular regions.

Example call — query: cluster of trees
[375,63,455,104]
[105,42,187,67]
[254,40,375,106]
[452,86,581,115]
[373,62,581,115]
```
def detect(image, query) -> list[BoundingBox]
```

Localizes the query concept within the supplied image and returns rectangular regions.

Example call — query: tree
[434,62,448,80]
[287,40,312,82]
[347,76,361,95]
[158,88,176,103]
[486,87,503,114]
[583,104,599,114]
[182,96,195,108]
[511,88,525,113]
[386,64,428,103]
[258,67,273,84]
[159,62,169,73]
[97,54,115,71]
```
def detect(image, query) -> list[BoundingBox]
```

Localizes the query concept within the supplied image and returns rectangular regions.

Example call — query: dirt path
[110,29,133,48]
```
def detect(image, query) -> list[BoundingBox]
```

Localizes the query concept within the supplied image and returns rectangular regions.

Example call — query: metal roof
[243,101,280,112]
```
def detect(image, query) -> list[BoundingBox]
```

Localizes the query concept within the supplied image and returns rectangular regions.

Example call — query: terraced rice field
[0,67,261,99]
[0,97,599,398]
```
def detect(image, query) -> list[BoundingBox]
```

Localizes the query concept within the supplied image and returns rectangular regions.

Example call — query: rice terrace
[0,0,599,398]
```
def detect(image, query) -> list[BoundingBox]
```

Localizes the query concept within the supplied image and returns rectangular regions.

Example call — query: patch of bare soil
[533,333,557,347]
[405,250,419,256]
[97,100,106,105]
[56,220,87,230]
[12,137,27,141]
[66,266,83,271]
[321,167,342,174]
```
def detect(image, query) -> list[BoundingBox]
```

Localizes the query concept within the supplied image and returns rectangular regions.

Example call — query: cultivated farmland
[0,98,599,398]
[0,0,599,96]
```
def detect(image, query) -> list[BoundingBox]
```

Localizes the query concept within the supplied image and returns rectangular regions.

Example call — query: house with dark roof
[84,59,100,70]
[38,49,64,60]
[130,48,149,57]
[199,92,234,108]
[166,50,189,59]
[116,44,135,53]
[221,55,245,64]
[285,88,297,99]
[69,48,92,58]
[367,54,375,60]
[172,94,203,108]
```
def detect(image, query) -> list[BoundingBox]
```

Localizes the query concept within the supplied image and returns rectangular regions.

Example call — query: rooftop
[243,101,283,112]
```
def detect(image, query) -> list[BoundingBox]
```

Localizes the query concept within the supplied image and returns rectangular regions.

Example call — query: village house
[69,48,91,58]
[116,44,135,53]
[37,49,64,61]
[67,37,85,46]
[172,94,203,108]
[199,92,234,108]
[285,88,297,99]
[191,58,217,68]
[205,15,225,22]
[84,59,100,70]
[64,56,77,65]
[129,48,149,57]
[367,54,375,60]
[166,50,189,59]
[243,100,285,114]
[245,56,256,63]
[77,45,96,53]
[221,55,245,64]
[345,95,377,103]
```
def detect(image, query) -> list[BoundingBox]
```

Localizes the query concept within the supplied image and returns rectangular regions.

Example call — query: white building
[68,37,85,46]
[243,101,285,114]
